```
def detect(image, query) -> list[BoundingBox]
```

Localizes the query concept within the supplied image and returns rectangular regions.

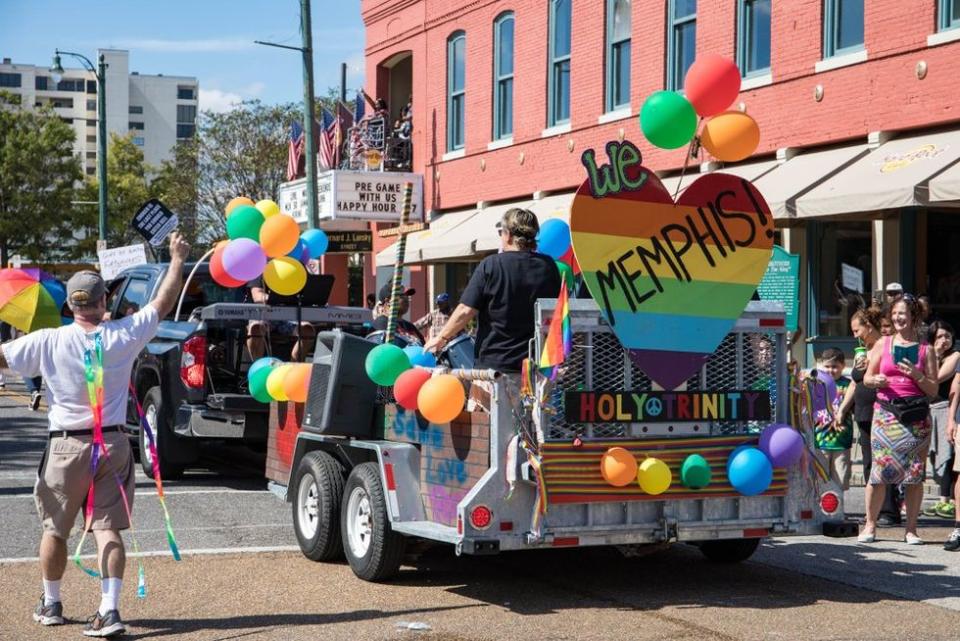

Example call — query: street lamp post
[51,50,108,247]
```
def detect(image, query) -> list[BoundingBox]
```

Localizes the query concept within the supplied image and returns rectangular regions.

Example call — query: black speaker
[302,329,379,437]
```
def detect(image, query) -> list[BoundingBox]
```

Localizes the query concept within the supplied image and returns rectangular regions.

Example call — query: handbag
[879,396,930,424]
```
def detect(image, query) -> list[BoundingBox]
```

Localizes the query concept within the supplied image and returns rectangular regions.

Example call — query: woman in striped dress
[860,295,938,544]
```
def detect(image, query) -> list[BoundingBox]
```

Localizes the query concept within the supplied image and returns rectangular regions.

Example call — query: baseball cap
[435,293,450,304]
[885,282,904,294]
[66,270,106,308]
[378,282,416,301]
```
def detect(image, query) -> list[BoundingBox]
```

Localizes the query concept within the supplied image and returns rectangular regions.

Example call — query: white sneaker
[857,531,876,543]
[904,533,924,545]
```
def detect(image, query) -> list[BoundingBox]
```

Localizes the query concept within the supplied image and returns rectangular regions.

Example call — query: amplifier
[302,329,379,438]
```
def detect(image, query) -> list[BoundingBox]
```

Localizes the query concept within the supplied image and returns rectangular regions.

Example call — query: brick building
[363,0,960,361]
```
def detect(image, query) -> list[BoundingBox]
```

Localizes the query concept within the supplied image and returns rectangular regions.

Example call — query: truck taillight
[820,491,840,515]
[469,505,492,530]
[180,336,206,389]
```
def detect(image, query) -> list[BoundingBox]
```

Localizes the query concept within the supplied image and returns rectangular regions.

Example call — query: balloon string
[673,117,705,200]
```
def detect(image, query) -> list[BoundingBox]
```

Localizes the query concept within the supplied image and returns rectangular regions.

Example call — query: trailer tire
[292,451,346,561]
[698,538,761,563]
[341,462,406,581]
[139,387,185,480]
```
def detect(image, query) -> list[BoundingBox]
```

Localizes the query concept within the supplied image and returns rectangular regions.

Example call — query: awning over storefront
[929,161,960,203]
[374,207,476,267]
[418,208,483,262]
[796,129,960,217]
[474,192,574,253]
[752,145,869,219]
[656,158,779,201]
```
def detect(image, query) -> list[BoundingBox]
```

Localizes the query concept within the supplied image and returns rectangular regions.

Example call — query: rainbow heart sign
[570,140,774,390]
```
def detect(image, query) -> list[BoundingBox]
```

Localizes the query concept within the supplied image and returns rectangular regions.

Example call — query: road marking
[133,523,289,534]
[0,488,272,500]
[0,544,302,565]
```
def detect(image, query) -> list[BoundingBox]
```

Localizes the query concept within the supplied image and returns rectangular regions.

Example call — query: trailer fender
[345,440,426,524]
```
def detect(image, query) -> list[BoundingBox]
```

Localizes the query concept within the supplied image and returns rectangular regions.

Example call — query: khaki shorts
[35,430,135,539]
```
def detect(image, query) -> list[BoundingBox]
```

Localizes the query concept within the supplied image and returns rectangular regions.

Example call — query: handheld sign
[98,243,148,280]
[132,199,179,246]
[569,139,774,390]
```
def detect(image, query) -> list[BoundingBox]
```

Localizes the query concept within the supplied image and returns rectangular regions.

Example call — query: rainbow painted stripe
[540,436,787,504]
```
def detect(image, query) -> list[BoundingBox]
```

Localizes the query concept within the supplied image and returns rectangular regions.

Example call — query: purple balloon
[300,242,311,265]
[222,238,267,282]
[759,423,804,467]
[809,369,838,422]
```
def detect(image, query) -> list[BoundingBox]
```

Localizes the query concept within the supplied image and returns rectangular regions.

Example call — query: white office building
[0,49,198,172]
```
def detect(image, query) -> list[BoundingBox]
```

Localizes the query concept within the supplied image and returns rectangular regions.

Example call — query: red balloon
[684,55,741,117]
[393,368,432,411]
[211,245,245,288]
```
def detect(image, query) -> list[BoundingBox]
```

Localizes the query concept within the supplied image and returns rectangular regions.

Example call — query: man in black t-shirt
[424,208,561,373]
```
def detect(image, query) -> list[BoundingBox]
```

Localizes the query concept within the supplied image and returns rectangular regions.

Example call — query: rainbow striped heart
[570,167,774,390]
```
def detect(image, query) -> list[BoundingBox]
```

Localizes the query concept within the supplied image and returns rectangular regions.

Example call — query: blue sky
[2,0,365,111]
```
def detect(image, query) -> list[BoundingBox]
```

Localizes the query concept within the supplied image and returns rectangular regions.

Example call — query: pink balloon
[222,238,267,282]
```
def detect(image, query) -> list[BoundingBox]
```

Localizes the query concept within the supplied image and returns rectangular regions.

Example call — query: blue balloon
[286,239,307,259]
[726,445,751,473]
[537,219,572,260]
[404,345,437,368]
[302,229,329,258]
[248,357,280,382]
[727,447,774,497]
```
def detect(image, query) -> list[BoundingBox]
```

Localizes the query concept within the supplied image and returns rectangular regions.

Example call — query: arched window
[447,31,466,151]
[547,0,571,126]
[493,12,515,140]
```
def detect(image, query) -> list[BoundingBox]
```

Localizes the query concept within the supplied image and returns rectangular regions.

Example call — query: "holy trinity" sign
[564,390,771,424]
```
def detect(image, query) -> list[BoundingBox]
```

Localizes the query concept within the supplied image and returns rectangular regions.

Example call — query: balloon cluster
[598,447,673,495]
[536,219,580,289]
[364,344,466,424]
[639,55,760,162]
[211,197,330,295]
[247,357,313,404]
[727,423,805,496]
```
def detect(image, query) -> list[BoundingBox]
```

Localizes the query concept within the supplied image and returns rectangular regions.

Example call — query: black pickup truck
[109,263,371,479]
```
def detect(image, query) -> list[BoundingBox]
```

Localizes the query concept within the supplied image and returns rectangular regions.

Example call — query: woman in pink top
[861,295,938,544]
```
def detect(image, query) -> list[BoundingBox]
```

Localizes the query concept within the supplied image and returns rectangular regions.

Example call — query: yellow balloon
[263,257,307,296]
[266,364,294,401]
[637,457,672,495]
[256,199,281,218]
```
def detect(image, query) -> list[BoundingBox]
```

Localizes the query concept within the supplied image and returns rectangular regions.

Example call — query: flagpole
[300,0,319,229]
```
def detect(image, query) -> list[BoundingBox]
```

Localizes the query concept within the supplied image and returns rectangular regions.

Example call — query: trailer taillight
[181,336,206,389]
[469,505,492,530]
[820,491,840,515]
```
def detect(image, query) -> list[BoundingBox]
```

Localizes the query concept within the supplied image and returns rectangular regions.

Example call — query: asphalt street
[2,375,960,640]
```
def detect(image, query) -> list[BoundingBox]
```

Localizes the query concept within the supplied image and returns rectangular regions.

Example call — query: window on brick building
[606,0,631,112]
[737,0,771,77]
[940,0,960,30]
[447,31,466,151]
[666,0,696,91]
[823,0,864,58]
[548,0,572,126]
[493,12,514,140]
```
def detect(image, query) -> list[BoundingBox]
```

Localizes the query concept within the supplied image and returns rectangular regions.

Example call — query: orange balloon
[226,196,255,217]
[259,214,301,258]
[282,363,313,403]
[600,447,638,487]
[417,374,465,424]
[701,111,760,162]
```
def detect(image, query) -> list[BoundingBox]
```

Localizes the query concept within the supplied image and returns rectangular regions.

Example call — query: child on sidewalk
[814,348,854,490]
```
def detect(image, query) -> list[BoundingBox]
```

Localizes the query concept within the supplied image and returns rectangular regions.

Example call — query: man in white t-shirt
[0,232,189,637]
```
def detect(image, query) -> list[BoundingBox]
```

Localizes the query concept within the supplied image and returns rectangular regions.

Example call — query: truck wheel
[699,538,761,563]
[341,462,406,581]
[292,451,346,561]
[139,386,185,480]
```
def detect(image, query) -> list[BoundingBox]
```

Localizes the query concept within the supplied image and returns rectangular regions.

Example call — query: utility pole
[340,62,347,103]
[300,0,319,229]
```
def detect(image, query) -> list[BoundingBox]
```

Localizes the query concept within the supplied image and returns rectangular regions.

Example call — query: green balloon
[555,260,574,292]
[680,454,712,489]
[640,91,698,150]
[249,365,274,403]
[227,205,266,241]
[365,343,411,386]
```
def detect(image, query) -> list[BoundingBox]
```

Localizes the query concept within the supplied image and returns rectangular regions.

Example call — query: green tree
[0,91,82,265]
[151,141,200,253]
[73,132,154,256]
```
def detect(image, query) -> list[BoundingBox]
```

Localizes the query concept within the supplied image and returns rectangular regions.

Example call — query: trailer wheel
[698,538,761,563]
[292,451,346,561]
[139,387,185,480]
[341,462,406,581]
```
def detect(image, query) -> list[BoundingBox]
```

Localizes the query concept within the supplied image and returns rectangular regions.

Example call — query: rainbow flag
[539,274,572,372]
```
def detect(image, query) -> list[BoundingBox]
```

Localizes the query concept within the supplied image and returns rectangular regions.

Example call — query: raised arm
[148,232,191,318]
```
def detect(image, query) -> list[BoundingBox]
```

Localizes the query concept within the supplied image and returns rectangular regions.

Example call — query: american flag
[318,108,336,170]
[286,120,304,181]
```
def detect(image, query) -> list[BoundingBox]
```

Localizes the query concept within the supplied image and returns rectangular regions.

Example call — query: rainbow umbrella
[0,268,67,333]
